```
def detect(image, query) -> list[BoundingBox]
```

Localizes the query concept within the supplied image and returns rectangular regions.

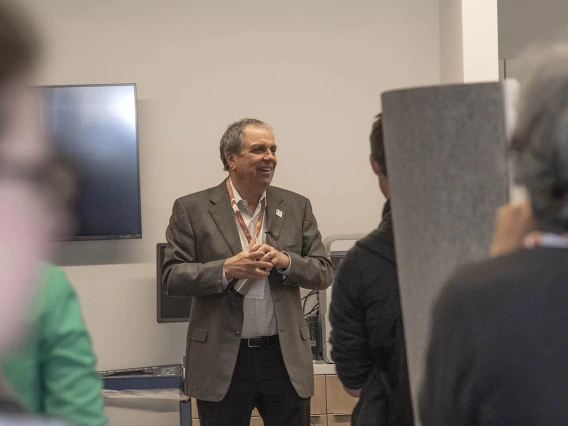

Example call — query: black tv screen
[40,84,142,240]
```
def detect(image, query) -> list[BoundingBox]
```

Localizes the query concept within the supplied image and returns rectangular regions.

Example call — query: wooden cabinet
[310,414,328,425]
[325,375,358,414]
[311,374,327,414]
[327,414,352,425]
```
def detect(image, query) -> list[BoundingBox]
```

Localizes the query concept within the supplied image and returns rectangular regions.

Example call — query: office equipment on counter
[100,364,183,390]
[320,235,364,364]
[306,314,323,360]
[100,363,190,426]
[157,243,191,322]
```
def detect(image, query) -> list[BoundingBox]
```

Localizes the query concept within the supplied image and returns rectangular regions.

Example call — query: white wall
[19,0,441,373]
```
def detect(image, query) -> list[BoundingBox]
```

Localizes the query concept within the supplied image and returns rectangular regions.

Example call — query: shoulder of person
[447,249,528,290]
[335,239,389,287]
[439,249,535,315]
[268,185,308,204]
[175,183,225,207]
[355,227,395,263]
[40,263,74,297]
[25,264,79,331]
[24,264,73,319]
[333,247,363,290]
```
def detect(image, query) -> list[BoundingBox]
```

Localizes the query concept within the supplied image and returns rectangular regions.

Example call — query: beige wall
[439,0,464,83]
[499,0,568,59]
[19,0,441,373]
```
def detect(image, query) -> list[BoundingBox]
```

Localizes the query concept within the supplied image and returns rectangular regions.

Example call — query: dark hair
[511,44,568,232]
[219,118,272,171]
[0,1,38,134]
[0,2,38,83]
[370,113,386,176]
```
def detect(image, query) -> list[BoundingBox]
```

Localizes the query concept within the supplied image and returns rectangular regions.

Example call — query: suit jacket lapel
[266,187,284,246]
[209,181,242,256]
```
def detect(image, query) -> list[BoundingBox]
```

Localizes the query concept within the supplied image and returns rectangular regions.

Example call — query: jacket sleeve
[162,198,226,297]
[280,198,333,290]
[420,277,478,426]
[41,268,107,426]
[329,250,374,390]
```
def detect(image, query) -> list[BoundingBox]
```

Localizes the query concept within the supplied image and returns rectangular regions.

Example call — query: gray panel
[382,83,510,423]
[498,0,568,59]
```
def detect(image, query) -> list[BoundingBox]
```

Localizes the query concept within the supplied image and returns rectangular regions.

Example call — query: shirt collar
[229,178,266,211]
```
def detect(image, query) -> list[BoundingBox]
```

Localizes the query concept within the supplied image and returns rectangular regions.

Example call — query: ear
[225,152,236,170]
[370,154,381,176]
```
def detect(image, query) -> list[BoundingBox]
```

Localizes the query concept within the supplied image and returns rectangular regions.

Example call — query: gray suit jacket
[162,181,333,402]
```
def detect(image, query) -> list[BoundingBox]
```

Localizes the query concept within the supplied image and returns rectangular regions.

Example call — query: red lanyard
[226,178,266,244]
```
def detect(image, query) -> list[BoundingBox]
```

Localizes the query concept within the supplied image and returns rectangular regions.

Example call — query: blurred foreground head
[512,41,568,233]
[0,1,62,351]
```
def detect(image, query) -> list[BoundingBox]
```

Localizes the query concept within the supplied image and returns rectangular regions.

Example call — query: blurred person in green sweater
[1,264,107,426]
[0,0,97,424]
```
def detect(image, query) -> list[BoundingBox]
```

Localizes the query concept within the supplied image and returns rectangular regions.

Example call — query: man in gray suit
[163,118,333,426]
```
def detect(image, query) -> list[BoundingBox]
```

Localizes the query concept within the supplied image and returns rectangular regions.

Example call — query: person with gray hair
[420,44,568,426]
[163,118,333,425]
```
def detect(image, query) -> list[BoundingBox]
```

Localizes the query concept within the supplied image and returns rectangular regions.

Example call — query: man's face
[0,83,62,351]
[228,125,277,189]
[370,154,390,199]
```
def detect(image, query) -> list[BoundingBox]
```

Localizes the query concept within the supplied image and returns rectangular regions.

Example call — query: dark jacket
[420,246,568,426]
[330,201,414,426]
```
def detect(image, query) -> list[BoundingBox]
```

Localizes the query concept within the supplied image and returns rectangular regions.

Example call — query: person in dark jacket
[329,114,414,426]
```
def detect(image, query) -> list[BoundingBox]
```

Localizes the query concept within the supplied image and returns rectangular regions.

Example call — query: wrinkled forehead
[241,125,275,148]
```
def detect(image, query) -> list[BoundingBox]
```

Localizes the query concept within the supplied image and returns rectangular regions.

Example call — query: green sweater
[0,265,107,426]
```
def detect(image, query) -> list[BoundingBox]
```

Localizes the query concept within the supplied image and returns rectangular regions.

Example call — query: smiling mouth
[258,167,273,173]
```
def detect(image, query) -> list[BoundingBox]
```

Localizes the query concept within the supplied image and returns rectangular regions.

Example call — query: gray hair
[219,118,273,171]
[512,42,568,232]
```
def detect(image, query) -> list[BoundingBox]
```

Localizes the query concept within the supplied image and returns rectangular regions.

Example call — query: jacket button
[235,331,241,336]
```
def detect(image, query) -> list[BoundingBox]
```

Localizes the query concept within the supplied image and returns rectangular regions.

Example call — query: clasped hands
[224,242,290,281]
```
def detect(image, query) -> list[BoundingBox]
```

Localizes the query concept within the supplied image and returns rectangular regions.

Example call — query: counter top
[313,360,336,375]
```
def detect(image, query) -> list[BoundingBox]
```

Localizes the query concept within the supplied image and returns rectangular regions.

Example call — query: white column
[439,0,499,83]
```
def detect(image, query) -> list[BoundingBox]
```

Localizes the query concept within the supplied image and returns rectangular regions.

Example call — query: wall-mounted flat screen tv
[40,84,142,240]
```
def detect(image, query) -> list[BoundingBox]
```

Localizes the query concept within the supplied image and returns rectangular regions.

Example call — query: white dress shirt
[222,179,291,338]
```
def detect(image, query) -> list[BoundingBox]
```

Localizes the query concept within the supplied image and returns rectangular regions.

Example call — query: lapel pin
[276,209,283,218]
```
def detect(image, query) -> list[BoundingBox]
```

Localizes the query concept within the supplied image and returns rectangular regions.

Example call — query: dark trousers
[197,339,311,426]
